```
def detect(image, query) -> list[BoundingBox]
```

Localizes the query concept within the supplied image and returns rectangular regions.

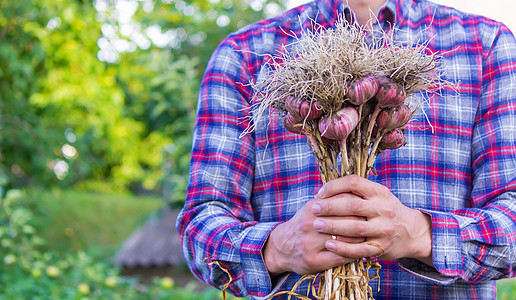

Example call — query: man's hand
[263,175,434,277]
[263,198,364,276]
[313,175,433,265]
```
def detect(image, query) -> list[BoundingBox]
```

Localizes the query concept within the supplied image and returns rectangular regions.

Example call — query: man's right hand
[263,198,364,276]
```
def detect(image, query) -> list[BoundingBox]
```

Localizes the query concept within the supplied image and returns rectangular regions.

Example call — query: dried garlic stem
[325,269,333,300]
[366,133,384,172]
[333,276,341,300]
[361,107,382,174]
[340,140,350,176]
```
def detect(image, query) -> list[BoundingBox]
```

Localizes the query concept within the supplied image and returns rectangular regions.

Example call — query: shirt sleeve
[399,23,516,284]
[175,38,284,298]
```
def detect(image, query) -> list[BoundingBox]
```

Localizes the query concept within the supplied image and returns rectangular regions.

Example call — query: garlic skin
[282,112,305,134]
[375,76,407,108]
[285,96,324,122]
[347,75,379,106]
[376,104,411,133]
[318,106,359,141]
[379,128,407,150]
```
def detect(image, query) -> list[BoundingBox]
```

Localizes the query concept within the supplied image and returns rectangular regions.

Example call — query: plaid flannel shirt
[177,0,516,298]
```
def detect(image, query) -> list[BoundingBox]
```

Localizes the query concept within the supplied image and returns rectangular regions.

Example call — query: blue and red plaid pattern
[177,0,516,298]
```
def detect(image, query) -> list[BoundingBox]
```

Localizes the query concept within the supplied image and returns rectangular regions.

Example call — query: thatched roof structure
[113,207,184,268]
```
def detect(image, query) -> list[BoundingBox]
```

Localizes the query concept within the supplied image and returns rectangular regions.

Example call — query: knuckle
[353,222,368,236]
[368,183,386,199]
[378,184,390,194]
[301,218,313,231]
[349,199,364,213]
[347,174,361,185]
[383,205,396,219]
[299,213,314,230]
[303,253,317,268]
[323,201,334,215]
[329,221,337,233]
[383,224,395,236]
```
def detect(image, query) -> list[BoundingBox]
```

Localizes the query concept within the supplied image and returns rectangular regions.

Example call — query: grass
[26,188,163,260]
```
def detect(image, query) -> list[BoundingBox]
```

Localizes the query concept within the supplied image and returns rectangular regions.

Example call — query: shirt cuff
[239,221,287,297]
[397,209,463,285]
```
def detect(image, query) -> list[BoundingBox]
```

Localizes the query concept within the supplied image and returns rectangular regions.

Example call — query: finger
[324,240,385,259]
[311,251,356,272]
[314,218,381,237]
[317,175,386,199]
[312,197,378,217]
[331,234,366,244]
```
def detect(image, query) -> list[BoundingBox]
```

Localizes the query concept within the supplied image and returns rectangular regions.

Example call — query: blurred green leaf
[0,0,288,205]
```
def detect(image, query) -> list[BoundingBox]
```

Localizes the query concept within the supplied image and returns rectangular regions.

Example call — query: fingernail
[313,219,325,230]
[326,241,336,250]
[312,203,321,214]
[316,185,326,198]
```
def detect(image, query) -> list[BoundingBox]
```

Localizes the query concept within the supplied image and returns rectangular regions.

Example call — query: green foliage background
[0,0,285,297]
[0,189,244,299]
[0,0,285,205]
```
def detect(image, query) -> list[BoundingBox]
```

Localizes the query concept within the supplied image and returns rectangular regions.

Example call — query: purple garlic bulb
[347,75,379,106]
[379,128,407,150]
[285,96,324,122]
[375,76,407,108]
[377,104,411,133]
[318,106,359,141]
[282,112,305,135]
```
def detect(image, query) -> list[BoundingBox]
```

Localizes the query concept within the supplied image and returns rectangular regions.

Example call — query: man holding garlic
[177,0,516,298]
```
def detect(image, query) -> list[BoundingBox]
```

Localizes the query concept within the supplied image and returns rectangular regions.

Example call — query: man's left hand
[312,175,434,265]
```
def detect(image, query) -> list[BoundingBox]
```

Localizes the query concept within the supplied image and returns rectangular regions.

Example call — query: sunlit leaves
[96,0,285,67]
[1,0,290,202]
[0,0,55,188]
